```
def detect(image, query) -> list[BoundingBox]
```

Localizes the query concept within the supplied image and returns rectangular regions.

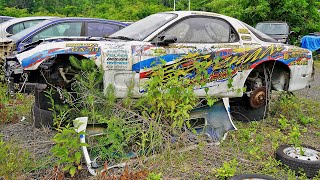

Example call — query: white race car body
[12,11,313,98]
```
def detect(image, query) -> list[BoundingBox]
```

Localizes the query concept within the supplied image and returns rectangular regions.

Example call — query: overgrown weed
[0,137,32,179]
[0,84,33,125]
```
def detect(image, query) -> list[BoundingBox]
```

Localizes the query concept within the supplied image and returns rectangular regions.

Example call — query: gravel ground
[0,122,55,159]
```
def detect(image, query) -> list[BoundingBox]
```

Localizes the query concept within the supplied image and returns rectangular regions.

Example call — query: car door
[139,16,242,96]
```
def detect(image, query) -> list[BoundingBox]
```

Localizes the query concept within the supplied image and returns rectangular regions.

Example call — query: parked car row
[0,16,128,62]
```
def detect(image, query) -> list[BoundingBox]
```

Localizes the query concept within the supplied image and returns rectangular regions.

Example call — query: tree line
[0,0,319,36]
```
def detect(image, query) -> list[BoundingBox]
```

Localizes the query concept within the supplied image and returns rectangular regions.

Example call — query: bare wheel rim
[283,146,320,161]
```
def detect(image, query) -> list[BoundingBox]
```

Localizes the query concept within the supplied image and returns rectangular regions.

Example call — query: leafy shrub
[213,159,237,179]
[51,125,85,177]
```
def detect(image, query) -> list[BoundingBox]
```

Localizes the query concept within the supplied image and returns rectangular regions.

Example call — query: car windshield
[10,19,53,41]
[255,23,289,35]
[242,23,277,43]
[109,13,177,41]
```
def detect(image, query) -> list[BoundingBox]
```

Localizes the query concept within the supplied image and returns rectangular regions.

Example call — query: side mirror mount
[152,35,177,46]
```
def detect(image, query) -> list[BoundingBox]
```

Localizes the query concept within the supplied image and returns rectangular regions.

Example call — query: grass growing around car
[0,84,57,179]
[0,84,33,124]
[0,61,320,179]
[143,93,320,179]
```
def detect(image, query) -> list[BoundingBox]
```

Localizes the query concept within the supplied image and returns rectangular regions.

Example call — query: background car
[0,16,54,38]
[9,17,128,52]
[255,21,292,43]
[0,16,14,23]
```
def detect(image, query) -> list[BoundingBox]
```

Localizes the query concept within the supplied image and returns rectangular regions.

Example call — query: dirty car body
[6,11,313,129]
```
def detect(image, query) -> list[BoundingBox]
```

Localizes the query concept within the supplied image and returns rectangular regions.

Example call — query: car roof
[0,16,56,29]
[0,16,14,19]
[256,21,288,24]
[159,11,239,23]
[45,17,128,26]
[10,17,128,42]
[163,11,231,17]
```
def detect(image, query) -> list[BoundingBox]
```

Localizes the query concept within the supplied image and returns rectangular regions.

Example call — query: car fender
[16,41,103,70]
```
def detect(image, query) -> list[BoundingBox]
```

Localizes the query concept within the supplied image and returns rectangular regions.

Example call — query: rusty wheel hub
[249,87,267,108]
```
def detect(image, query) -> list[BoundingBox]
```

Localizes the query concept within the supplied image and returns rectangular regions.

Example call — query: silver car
[0,16,55,38]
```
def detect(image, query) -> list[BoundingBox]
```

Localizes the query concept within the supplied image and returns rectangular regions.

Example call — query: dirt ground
[1,62,319,179]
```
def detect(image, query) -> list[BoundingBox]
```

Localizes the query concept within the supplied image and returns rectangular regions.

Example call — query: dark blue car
[8,17,128,52]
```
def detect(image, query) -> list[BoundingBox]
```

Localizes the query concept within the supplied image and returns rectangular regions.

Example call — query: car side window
[161,17,238,43]
[31,22,82,42]
[23,20,43,29]
[7,20,43,35]
[87,22,121,37]
[7,22,25,35]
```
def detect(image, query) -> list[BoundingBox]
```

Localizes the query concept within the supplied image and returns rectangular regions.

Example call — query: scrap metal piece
[190,98,237,143]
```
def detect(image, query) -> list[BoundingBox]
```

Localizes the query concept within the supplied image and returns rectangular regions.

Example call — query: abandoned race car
[5,11,314,129]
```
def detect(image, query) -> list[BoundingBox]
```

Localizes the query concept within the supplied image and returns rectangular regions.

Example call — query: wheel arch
[249,60,290,91]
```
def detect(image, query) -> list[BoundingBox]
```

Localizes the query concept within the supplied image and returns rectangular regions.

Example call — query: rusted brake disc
[249,86,267,108]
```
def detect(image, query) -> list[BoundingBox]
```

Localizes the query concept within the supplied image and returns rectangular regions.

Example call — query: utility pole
[173,0,190,11]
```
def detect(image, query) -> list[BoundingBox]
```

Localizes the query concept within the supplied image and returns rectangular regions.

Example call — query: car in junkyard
[0,16,54,38]
[8,17,129,52]
[0,17,128,81]
[0,16,14,23]
[1,17,128,60]
[255,21,292,43]
[5,11,313,134]
[0,16,55,64]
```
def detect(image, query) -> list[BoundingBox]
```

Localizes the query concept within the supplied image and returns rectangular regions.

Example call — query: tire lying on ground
[275,144,320,178]
[229,174,276,180]
[32,103,54,128]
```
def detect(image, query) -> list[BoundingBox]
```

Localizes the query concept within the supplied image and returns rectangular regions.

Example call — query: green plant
[51,125,86,177]
[299,115,315,126]
[89,116,140,160]
[288,124,301,148]
[0,138,31,179]
[0,84,33,124]
[45,88,74,129]
[288,124,308,156]
[278,114,290,130]
[147,172,162,180]
[213,159,237,179]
